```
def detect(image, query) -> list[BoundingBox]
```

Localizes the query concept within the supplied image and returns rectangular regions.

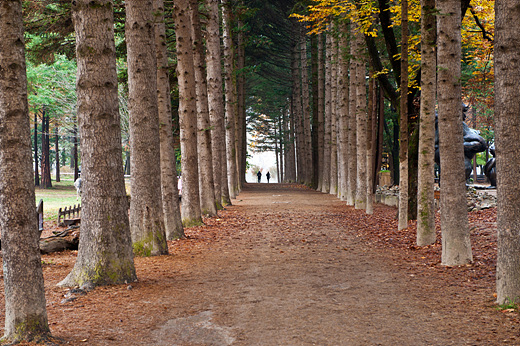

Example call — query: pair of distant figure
[257,171,270,183]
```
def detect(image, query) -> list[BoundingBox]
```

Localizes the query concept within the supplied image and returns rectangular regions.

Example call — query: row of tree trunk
[33,110,80,187]
[0,0,249,342]
[266,5,470,262]
[175,0,246,223]
[274,9,472,268]
[273,20,382,214]
[278,0,520,309]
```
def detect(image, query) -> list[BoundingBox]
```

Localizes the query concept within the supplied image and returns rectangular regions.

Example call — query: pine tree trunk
[41,111,45,182]
[282,122,287,182]
[174,0,203,226]
[73,120,79,181]
[316,34,325,191]
[284,105,296,182]
[311,34,319,188]
[391,121,399,183]
[354,24,367,210]
[346,23,358,206]
[126,0,169,255]
[60,0,137,287]
[494,0,520,304]
[366,74,376,214]
[288,100,297,181]
[336,43,343,201]
[232,59,241,193]
[321,32,332,193]
[41,109,52,188]
[337,21,350,201]
[70,143,74,169]
[375,87,385,187]
[189,0,217,216]
[154,0,184,240]
[205,0,230,206]
[291,28,301,183]
[222,0,238,198]
[55,126,60,182]
[300,27,312,186]
[292,42,304,183]
[417,0,437,245]
[329,32,338,195]
[274,126,279,182]
[398,0,409,229]
[437,0,472,265]
[0,2,50,341]
[279,114,284,182]
[34,112,39,186]
[237,13,247,188]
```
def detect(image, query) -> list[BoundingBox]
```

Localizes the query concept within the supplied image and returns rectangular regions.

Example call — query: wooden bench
[58,204,81,227]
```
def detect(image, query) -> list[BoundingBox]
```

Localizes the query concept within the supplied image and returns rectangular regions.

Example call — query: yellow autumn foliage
[293,0,494,101]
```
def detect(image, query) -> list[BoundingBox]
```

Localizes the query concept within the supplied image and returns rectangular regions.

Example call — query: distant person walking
[257,171,262,183]
[266,172,271,183]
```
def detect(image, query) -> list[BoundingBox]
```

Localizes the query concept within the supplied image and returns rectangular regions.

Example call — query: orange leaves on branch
[292,0,375,37]
[462,0,494,111]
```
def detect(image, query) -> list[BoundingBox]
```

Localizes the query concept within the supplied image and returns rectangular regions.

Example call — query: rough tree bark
[279,113,285,182]
[354,24,367,210]
[285,102,296,182]
[126,0,169,255]
[0,1,50,342]
[73,119,79,181]
[397,0,409,230]
[284,98,296,182]
[222,0,239,198]
[346,22,358,205]
[329,32,338,195]
[398,0,409,230]
[60,0,138,285]
[153,0,184,240]
[34,112,39,186]
[40,109,52,188]
[292,42,304,183]
[336,39,343,200]
[416,0,437,245]
[366,74,376,214]
[437,0,473,265]
[205,0,230,207]
[311,34,319,188]
[55,126,60,182]
[189,0,217,216]
[174,0,203,226]
[316,34,325,191]
[495,0,520,305]
[300,26,313,185]
[237,11,247,188]
[274,125,280,182]
[321,31,332,193]
[337,21,350,201]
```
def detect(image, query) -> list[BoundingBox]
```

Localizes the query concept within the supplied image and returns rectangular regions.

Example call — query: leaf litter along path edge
[0,183,518,345]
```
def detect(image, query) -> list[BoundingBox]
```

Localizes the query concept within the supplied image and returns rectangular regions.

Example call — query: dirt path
[6,183,518,345]
[145,184,513,345]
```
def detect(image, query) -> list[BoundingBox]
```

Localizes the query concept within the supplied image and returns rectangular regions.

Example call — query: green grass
[497,298,519,313]
[35,175,131,222]
[35,176,79,222]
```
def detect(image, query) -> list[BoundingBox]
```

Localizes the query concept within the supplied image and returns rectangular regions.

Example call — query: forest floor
[1,183,519,345]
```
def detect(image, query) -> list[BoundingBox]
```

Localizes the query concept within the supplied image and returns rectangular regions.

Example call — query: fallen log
[39,229,79,254]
